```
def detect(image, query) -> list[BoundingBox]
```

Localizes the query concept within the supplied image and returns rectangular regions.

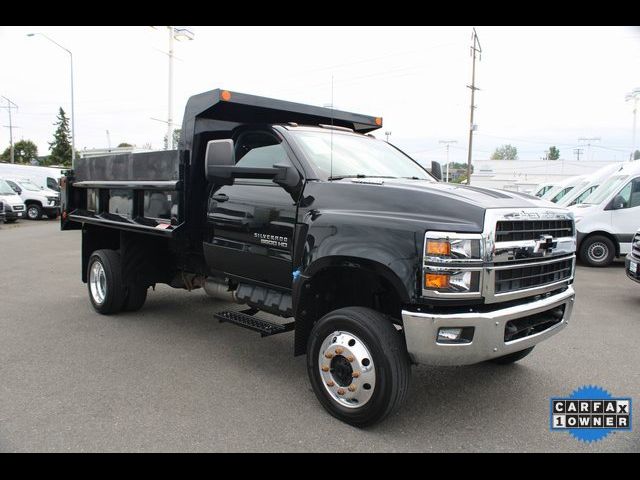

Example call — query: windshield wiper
[328,174,397,181]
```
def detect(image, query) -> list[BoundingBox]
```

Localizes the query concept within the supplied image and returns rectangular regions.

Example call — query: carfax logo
[550,385,632,443]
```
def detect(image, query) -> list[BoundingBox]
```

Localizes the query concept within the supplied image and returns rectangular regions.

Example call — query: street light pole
[27,33,75,168]
[167,28,174,149]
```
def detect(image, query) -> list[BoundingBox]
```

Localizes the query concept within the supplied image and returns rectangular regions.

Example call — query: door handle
[212,194,229,202]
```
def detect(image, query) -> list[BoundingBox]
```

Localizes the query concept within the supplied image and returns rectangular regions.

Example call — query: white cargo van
[0,163,64,192]
[556,163,623,207]
[570,161,640,266]
[541,175,587,203]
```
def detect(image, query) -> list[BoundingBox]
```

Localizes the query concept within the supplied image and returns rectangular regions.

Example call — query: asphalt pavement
[0,220,638,452]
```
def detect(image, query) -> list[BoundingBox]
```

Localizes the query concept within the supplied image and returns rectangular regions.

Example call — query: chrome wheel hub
[89,260,107,305]
[318,331,376,409]
[27,207,39,219]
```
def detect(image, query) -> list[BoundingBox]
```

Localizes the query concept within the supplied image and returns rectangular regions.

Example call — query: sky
[1,26,639,166]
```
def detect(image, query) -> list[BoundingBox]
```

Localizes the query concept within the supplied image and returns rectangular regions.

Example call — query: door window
[614,178,640,209]
[233,130,292,185]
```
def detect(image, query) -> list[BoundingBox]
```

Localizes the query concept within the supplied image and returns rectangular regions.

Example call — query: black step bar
[214,310,294,337]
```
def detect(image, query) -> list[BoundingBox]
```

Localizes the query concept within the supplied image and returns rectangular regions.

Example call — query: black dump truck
[62,89,577,426]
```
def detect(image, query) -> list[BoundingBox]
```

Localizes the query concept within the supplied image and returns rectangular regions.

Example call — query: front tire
[307,307,411,427]
[87,249,126,315]
[26,204,42,220]
[580,235,615,267]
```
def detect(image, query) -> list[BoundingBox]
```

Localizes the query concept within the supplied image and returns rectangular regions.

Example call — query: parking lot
[0,219,638,452]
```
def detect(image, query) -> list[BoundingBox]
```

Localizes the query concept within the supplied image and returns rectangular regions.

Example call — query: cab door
[609,176,640,254]
[204,129,301,288]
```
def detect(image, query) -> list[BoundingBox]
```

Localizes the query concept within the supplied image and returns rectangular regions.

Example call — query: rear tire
[87,249,126,315]
[26,204,42,220]
[46,212,58,219]
[580,235,615,267]
[490,346,535,365]
[123,284,148,312]
[307,307,411,427]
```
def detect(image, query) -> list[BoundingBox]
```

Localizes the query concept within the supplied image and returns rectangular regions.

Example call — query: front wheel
[580,235,615,267]
[26,204,42,220]
[307,307,411,427]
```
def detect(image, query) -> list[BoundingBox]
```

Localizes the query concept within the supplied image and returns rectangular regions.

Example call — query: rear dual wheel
[87,249,148,314]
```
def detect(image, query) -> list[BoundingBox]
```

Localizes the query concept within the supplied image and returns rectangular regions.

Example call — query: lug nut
[337,388,345,395]
[348,384,356,392]
[326,380,335,387]
[352,371,360,378]
[346,355,354,362]
[335,347,343,355]
[324,352,334,359]
[321,365,329,372]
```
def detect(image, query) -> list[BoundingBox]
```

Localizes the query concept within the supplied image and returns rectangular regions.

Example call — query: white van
[0,179,27,222]
[541,175,588,204]
[2,176,60,220]
[570,161,640,266]
[556,163,623,207]
[0,163,64,192]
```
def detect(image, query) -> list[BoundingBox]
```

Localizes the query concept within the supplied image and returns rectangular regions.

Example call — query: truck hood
[0,194,26,206]
[307,179,563,233]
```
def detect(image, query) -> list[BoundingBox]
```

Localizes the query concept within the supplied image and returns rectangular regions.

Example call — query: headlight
[422,232,483,298]
[424,269,481,294]
[424,234,482,262]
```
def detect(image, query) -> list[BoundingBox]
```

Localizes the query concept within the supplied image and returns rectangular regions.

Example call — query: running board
[214,310,294,337]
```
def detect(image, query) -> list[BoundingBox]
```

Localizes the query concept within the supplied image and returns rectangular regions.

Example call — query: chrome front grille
[495,219,574,242]
[494,258,573,294]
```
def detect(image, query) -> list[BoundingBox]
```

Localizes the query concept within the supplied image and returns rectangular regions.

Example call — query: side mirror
[273,163,301,189]
[431,161,443,182]
[611,195,627,210]
[205,139,236,184]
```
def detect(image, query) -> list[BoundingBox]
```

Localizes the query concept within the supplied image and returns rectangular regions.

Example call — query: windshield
[566,185,598,206]
[550,186,575,203]
[289,129,434,181]
[0,179,17,195]
[582,175,628,205]
[17,180,41,191]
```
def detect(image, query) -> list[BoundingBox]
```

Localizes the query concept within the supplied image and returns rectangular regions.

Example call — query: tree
[634,150,640,160]
[48,107,72,166]
[117,142,133,148]
[547,146,560,160]
[173,129,181,149]
[490,144,518,160]
[1,139,38,164]
[164,129,181,150]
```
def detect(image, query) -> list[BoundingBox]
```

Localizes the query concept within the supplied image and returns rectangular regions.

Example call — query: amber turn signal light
[426,240,451,256]
[425,273,450,289]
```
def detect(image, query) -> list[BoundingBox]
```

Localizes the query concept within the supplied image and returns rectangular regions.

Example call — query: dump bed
[62,150,183,236]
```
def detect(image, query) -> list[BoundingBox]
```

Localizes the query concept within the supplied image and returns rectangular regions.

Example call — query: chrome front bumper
[402,286,575,365]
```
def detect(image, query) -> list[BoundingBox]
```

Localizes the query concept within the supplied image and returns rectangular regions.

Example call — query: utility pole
[578,137,600,161]
[439,140,458,182]
[385,131,392,142]
[626,88,640,161]
[466,28,482,185]
[573,148,584,162]
[1,96,18,163]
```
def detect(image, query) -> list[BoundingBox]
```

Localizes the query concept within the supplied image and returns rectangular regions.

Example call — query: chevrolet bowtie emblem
[534,234,557,254]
